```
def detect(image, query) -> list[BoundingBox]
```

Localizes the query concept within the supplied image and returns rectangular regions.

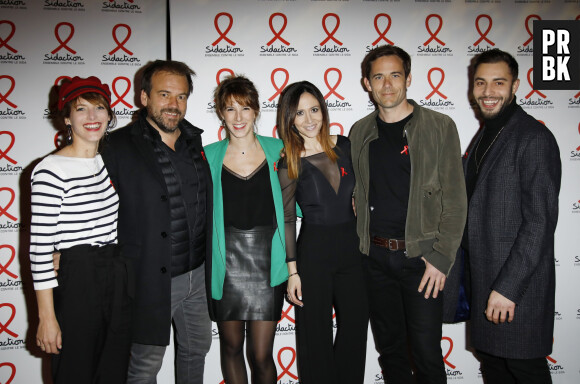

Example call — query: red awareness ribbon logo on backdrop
[523,14,541,46]
[372,13,394,46]
[268,68,289,101]
[0,20,18,53]
[0,188,17,221]
[320,13,342,46]
[426,68,448,100]
[330,122,344,136]
[267,13,290,46]
[54,75,72,87]
[473,14,495,47]
[0,303,18,338]
[212,13,236,46]
[525,68,547,99]
[111,77,133,108]
[216,68,235,86]
[277,347,299,381]
[424,14,445,46]
[0,245,18,280]
[0,131,17,165]
[441,336,456,369]
[51,22,76,54]
[0,362,16,384]
[0,76,17,108]
[109,24,133,55]
[278,302,295,323]
[575,89,580,99]
[577,123,580,151]
[324,68,344,100]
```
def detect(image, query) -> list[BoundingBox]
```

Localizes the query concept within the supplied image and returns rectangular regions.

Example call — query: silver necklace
[474,127,504,173]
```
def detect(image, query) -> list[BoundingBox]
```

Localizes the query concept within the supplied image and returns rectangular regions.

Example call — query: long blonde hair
[276,81,337,179]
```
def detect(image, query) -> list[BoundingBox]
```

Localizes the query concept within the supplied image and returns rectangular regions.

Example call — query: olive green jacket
[349,100,467,275]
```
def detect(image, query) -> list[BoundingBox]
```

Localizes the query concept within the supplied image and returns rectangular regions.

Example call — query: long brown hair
[277,81,337,179]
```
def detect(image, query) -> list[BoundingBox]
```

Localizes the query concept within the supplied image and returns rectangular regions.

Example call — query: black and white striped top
[30,155,119,290]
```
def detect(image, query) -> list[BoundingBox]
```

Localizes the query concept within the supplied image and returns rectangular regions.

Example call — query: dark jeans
[363,244,446,384]
[477,350,552,384]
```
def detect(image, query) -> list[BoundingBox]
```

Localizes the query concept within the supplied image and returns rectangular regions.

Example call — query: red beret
[57,76,111,110]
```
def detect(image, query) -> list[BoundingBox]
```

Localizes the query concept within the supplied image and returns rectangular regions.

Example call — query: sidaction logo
[111,76,135,119]
[441,336,463,379]
[568,90,580,107]
[206,13,244,57]
[102,0,142,13]
[313,13,351,57]
[572,199,580,213]
[417,14,453,56]
[365,13,394,53]
[43,22,84,64]
[101,24,141,65]
[0,21,26,63]
[276,303,296,336]
[519,68,554,109]
[323,68,352,111]
[547,352,565,375]
[262,68,289,111]
[0,245,22,292]
[0,131,23,175]
[0,303,26,350]
[0,0,26,8]
[467,14,495,55]
[43,0,84,10]
[0,76,26,120]
[419,68,455,110]
[0,187,21,232]
[276,347,299,384]
[517,14,540,55]
[260,13,297,57]
[206,68,234,113]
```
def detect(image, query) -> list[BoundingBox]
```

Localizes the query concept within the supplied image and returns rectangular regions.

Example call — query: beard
[148,106,183,133]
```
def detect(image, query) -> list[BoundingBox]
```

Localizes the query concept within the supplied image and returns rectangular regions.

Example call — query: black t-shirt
[368,114,413,239]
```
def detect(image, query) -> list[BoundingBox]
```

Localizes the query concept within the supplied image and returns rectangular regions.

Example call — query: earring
[66,124,72,144]
[221,120,226,127]
[105,125,111,141]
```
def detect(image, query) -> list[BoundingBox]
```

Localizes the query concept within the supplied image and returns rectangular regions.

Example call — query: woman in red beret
[30,76,131,383]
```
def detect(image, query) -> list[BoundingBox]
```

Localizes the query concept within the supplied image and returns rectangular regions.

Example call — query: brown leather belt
[372,236,406,251]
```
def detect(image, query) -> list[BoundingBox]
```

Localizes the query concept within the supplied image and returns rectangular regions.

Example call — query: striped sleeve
[30,162,64,290]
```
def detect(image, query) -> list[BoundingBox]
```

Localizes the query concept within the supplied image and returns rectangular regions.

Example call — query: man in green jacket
[349,45,467,384]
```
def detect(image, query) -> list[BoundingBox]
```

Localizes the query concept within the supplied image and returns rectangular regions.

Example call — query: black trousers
[295,220,369,384]
[52,244,132,384]
[477,350,552,384]
[363,244,446,384]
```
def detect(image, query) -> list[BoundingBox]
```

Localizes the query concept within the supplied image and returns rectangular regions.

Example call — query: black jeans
[363,244,446,384]
[477,350,552,384]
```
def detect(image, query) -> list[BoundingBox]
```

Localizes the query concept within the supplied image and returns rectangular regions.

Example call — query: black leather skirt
[212,225,284,321]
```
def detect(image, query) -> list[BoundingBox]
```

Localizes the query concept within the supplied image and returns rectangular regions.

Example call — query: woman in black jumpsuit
[277,81,369,384]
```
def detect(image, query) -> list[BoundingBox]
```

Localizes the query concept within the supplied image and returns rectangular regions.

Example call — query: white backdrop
[1,0,579,383]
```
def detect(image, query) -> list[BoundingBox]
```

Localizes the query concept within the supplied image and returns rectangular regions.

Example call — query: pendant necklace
[474,127,504,173]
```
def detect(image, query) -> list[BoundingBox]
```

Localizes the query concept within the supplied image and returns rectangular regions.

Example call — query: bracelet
[288,272,299,278]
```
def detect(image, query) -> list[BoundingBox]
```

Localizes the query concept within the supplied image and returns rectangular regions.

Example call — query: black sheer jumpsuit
[278,135,369,384]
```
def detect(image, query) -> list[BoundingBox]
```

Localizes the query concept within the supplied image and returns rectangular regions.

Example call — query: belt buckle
[388,238,397,251]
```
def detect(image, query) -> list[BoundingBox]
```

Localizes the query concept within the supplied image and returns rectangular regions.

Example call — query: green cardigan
[204,135,288,300]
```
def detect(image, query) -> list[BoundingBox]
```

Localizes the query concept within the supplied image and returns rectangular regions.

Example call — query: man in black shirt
[349,45,467,383]
[103,60,212,384]
[459,49,560,384]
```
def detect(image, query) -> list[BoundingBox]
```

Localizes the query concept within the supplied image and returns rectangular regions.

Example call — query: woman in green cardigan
[204,75,287,384]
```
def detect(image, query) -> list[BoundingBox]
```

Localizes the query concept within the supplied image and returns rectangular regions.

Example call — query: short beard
[148,107,182,133]
[479,94,515,120]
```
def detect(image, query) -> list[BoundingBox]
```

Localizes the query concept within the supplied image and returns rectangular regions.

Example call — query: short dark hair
[472,48,519,80]
[141,60,196,96]
[361,45,411,80]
